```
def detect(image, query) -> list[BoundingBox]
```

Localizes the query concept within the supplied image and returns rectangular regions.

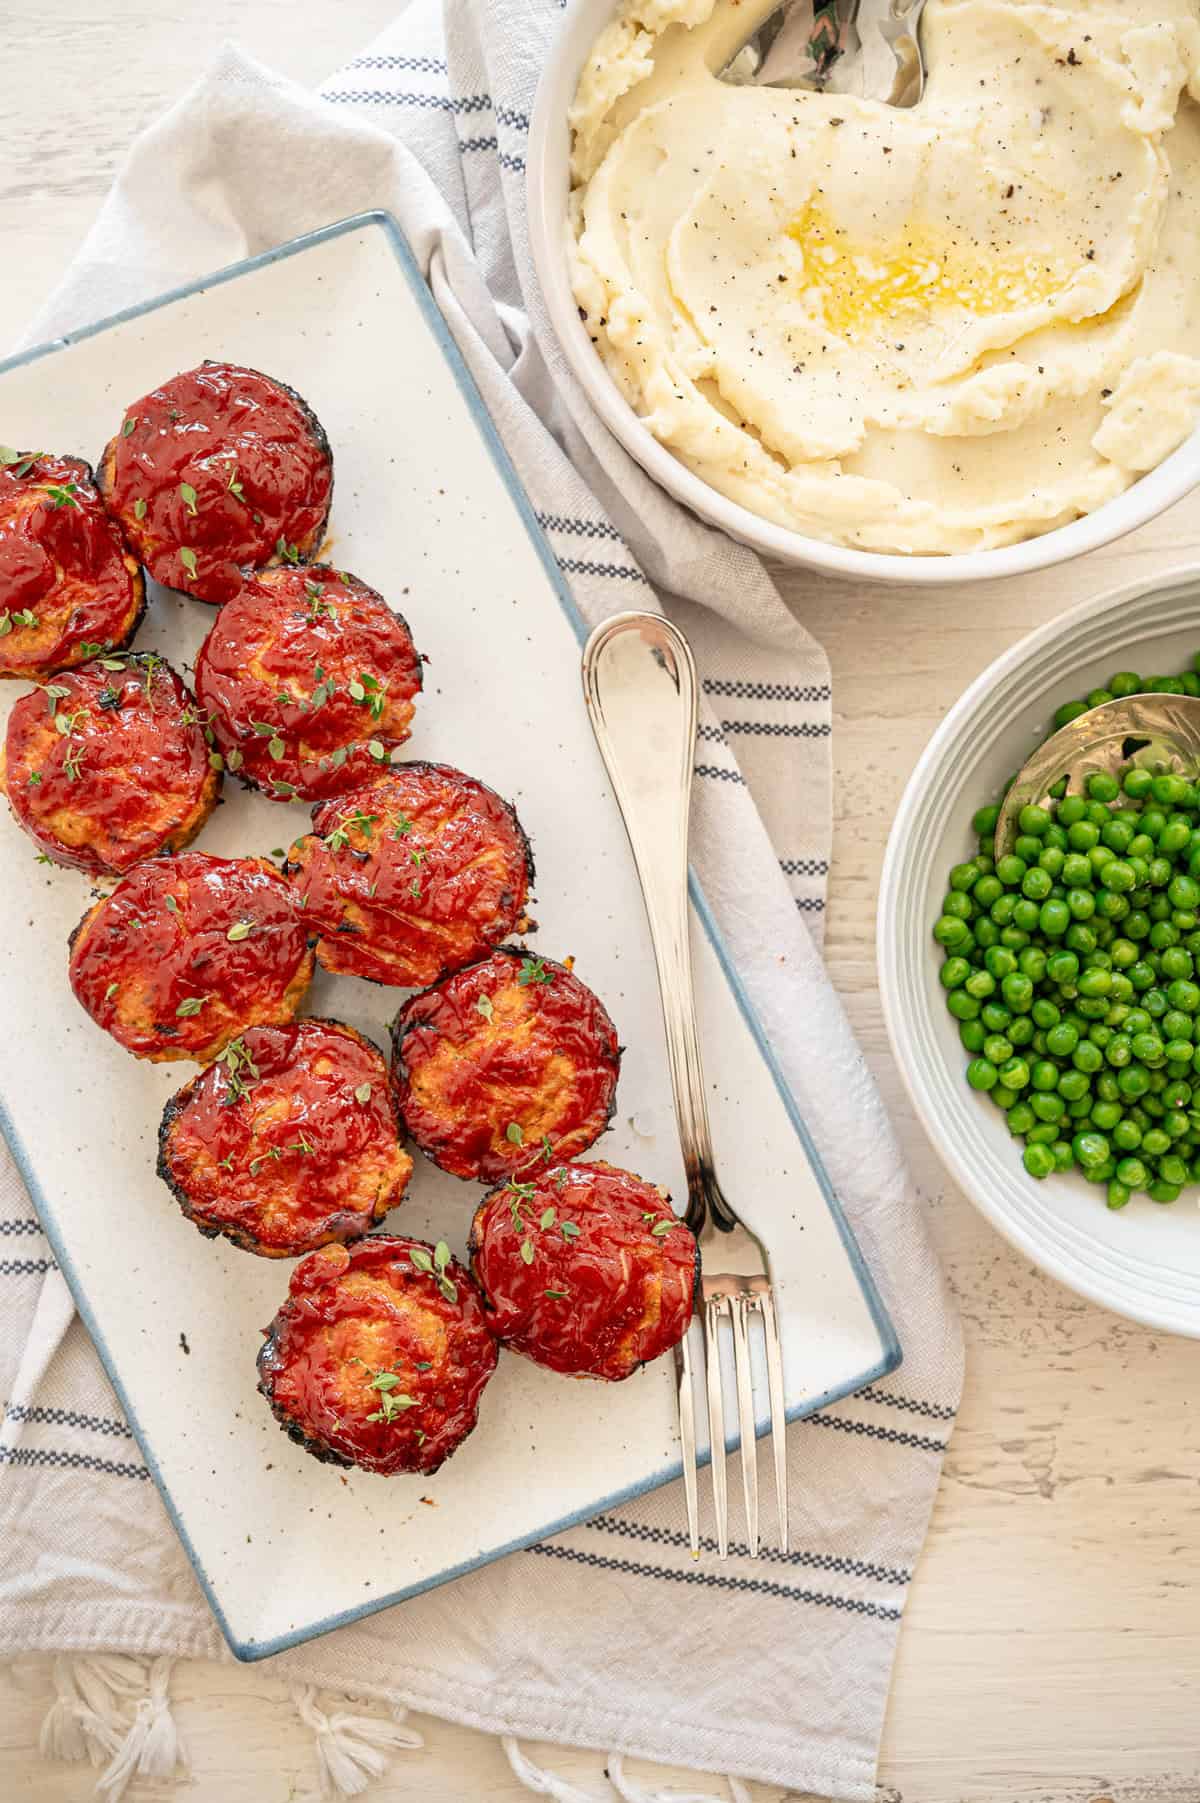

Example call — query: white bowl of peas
[879,565,1200,1336]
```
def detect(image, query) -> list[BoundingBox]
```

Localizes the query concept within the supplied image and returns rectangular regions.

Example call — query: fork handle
[581,612,731,1233]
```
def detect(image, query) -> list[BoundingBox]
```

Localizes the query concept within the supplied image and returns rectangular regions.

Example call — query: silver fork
[582,611,789,1559]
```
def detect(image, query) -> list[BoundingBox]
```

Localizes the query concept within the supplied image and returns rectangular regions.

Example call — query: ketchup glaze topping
[287,762,533,987]
[194,566,422,801]
[68,850,314,1062]
[3,653,219,875]
[257,1234,499,1475]
[102,362,333,606]
[0,452,143,679]
[158,1018,412,1257]
[391,947,621,1183]
[470,1161,698,1381]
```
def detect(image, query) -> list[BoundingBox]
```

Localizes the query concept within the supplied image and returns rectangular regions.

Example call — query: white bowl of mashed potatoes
[528,0,1200,581]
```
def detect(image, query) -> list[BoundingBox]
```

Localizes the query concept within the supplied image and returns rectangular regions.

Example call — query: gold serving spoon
[995,695,1200,859]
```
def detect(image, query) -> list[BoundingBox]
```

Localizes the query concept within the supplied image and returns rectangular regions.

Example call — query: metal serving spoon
[995,695,1200,860]
[719,0,929,107]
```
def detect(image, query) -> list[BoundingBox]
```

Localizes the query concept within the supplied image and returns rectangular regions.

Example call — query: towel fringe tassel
[290,1683,423,1798]
[39,1655,189,1801]
[608,1753,752,1803]
[503,1738,602,1802]
[96,1657,189,1801]
[504,1739,751,1803]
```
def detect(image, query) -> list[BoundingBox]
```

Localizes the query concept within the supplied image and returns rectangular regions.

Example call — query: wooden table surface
[4,8,1200,1801]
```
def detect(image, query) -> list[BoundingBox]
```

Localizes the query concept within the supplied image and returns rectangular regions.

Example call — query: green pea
[1073,1131,1111,1169]
[1106,1180,1132,1210]
[959,1019,986,1052]
[940,957,969,990]
[947,990,981,1021]
[972,804,1001,835]
[1001,973,1034,1012]
[1045,1021,1079,1057]
[949,861,979,891]
[1148,1181,1182,1204]
[1141,1127,1172,1157]
[1018,804,1050,836]
[1086,771,1120,804]
[1006,1102,1036,1136]
[1168,979,1200,1013]
[996,855,1026,887]
[964,969,996,1000]
[1152,774,1191,807]
[1030,1060,1059,1091]
[1112,1118,1143,1151]
[1066,888,1096,920]
[1021,867,1052,902]
[982,1002,1013,1032]
[1090,1100,1123,1132]
[1117,1064,1151,1098]
[966,1058,998,1091]
[1123,766,1153,798]
[1046,950,1079,985]
[1100,860,1135,894]
[1104,1033,1132,1068]
[1023,1143,1056,1179]
[1007,1016,1035,1046]
[1031,1092,1065,1123]
[1068,820,1100,851]
[1169,874,1200,912]
[1160,946,1194,981]
[991,1084,1019,1110]
[999,1057,1031,1090]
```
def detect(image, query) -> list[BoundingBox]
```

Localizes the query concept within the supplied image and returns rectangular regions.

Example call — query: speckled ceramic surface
[0,213,897,1659]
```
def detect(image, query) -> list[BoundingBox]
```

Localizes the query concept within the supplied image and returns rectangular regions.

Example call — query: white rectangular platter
[0,212,899,1659]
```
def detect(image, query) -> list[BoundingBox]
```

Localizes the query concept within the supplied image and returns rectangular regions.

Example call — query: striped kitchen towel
[0,3,963,1799]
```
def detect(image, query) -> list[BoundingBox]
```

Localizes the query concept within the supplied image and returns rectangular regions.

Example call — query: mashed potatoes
[569,0,1200,553]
